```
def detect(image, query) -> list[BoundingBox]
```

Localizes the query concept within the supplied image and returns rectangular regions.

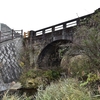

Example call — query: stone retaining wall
[0,38,22,83]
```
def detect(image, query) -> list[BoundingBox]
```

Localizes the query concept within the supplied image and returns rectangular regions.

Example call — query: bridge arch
[37,39,72,69]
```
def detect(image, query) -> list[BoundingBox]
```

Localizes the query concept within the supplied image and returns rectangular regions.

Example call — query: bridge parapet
[0,30,23,43]
[30,13,92,43]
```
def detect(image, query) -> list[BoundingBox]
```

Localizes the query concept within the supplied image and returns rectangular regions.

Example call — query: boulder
[61,54,89,76]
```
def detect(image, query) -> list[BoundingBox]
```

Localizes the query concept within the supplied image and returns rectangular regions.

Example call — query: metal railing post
[21,30,23,37]
[0,31,1,42]
[77,18,80,26]
[42,29,45,40]
[12,29,14,39]
[62,23,66,39]
[52,27,55,41]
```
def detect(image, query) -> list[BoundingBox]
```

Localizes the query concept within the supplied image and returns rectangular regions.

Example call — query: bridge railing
[30,13,92,40]
[0,30,23,43]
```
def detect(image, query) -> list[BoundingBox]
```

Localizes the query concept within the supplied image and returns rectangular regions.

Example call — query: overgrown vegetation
[35,78,100,100]
[2,78,100,100]
[19,68,63,89]
[65,8,100,95]
[2,90,33,100]
[18,38,64,89]
[3,79,99,100]
[18,38,34,68]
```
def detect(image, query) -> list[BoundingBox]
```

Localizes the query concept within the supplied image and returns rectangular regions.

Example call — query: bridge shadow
[37,39,72,69]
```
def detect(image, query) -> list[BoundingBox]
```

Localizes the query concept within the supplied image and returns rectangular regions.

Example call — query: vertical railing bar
[0,31,1,42]
[62,23,66,39]
[12,29,14,39]
[42,29,45,40]
[52,27,55,41]
[21,30,23,38]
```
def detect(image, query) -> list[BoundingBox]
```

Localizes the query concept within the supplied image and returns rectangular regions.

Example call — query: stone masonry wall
[0,38,22,83]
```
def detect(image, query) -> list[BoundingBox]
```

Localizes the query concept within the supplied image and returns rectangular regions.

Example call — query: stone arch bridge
[28,13,92,68]
[0,11,96,91]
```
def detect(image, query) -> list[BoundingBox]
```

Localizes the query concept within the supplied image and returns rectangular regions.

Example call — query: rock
[0,72,22,92]
[60,53,69,69]
[9,82,22,90]
[69,54,88,66]
[61,54,88,68]
[60,54,89,76]
[0,73,10,92]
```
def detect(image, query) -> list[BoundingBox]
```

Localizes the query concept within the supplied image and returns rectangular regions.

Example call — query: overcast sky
[0,0,100,32]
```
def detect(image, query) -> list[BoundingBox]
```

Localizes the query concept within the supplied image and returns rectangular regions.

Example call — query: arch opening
[37,39,72,69]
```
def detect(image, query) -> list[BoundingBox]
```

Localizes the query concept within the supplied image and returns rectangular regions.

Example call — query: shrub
[68,54,90,78]
[35,78,100,100]
[19,68,62,89]
[72,10,100,71]
[65,9,100,96]
[2,90,32,100]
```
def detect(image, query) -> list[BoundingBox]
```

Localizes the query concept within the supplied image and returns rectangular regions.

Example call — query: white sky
[0,0,100,32]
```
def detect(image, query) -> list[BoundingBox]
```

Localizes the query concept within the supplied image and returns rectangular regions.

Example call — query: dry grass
[35,78,100,100]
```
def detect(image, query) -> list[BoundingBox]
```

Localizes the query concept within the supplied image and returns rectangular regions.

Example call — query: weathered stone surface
[61,54,89,67]
[0,38,22,83]
[10,82,22,90]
